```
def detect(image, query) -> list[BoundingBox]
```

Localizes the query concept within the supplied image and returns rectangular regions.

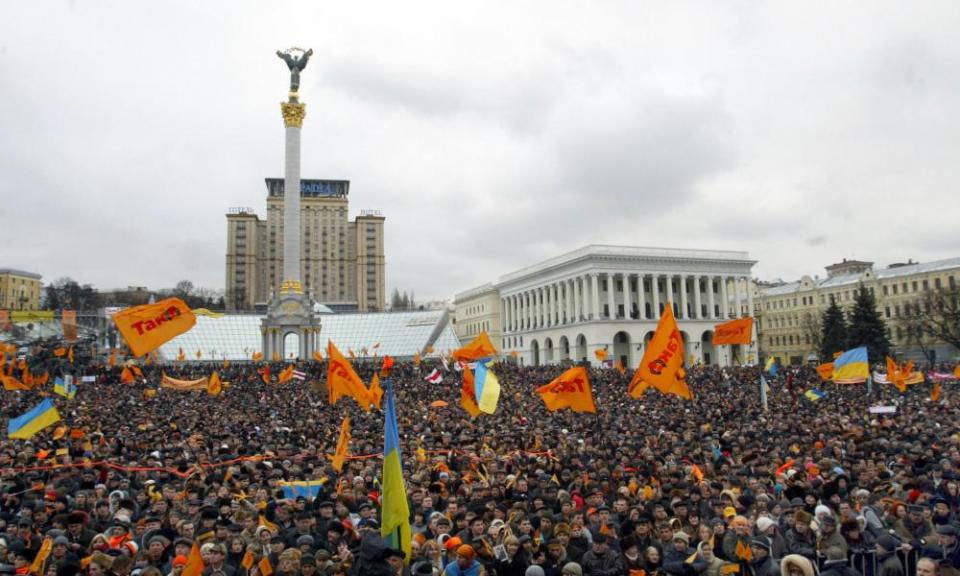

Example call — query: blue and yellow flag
[381,381,411,564]
[8,399,62,439]
[279,480,326,501]
[473,362,501,414]
[833,346,869,384]
[53,376,77,400]
[804,388,826,402]
[764,356,777,375]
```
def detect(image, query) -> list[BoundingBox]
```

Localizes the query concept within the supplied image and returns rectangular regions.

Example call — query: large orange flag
[369,373,384,410]
[452,331,498,362]
[816,362,834,380]
[181,542,205,576]
[327,341,372,412]
[536,366,597,413]
[252,351,264,362]
[712,317,753,345]
[460,364,482,418]
[629,302,693,400]
[208,372,222,396]
[277,365,295,384]
[329,416,351,473]
[112,298,196,358]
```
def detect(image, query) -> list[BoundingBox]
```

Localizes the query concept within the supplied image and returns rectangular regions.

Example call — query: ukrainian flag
[53,376,76,400]
[833,346,869,384]
[764,356,777,375]
[381,381,411,564]
[473,361,501,414]
[8,399,61,440]
[804,389,826,402]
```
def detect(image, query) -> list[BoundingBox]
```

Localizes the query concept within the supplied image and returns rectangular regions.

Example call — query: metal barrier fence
[813,546,917,576]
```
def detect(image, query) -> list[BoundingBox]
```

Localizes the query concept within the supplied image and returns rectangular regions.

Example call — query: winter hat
[756,517,776,533]
[562,563,583,576]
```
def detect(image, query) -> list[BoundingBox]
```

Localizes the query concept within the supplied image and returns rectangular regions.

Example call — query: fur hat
[794,510,813,525]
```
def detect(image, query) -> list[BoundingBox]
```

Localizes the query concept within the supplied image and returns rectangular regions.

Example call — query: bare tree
[904,287,960,358]
[801,311,823,357]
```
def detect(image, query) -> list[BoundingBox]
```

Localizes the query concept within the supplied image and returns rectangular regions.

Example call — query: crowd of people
[1,345,959,576]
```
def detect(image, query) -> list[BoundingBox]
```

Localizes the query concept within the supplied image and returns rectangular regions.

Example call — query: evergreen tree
[847,282,890,362]
[819,296,848,360]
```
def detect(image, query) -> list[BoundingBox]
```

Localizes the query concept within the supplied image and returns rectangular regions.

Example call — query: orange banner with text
[712,317,753,346]
[112,298,196,357]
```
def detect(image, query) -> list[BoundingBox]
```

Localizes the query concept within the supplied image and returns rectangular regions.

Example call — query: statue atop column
[276,47,314,94]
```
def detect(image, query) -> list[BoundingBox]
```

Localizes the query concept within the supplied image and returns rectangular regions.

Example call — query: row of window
[765,275,957,311]
[463,320,491,337]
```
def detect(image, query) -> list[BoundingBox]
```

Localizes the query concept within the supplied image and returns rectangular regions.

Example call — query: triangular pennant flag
[628,303,692,399]
[536,366,596,413]
[329,416,351,473]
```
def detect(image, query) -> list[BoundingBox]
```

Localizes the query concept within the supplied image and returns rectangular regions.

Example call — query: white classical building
[493,245,757,367]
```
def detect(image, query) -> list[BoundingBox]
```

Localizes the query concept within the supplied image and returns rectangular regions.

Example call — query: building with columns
[456,245,757,367]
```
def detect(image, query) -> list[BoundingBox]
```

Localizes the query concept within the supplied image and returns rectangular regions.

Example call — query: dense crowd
[1,350,959,576]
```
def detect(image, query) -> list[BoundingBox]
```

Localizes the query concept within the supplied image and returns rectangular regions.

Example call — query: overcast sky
[2,1,958,302]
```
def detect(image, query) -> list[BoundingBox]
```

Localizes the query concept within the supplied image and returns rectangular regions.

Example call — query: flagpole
[867,374,873,395]
[759,375,768,412]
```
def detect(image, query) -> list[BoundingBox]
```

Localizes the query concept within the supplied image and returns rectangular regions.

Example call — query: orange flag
[112,298,196,357]
[312,349,323,362]
[181,542,205,576]
[735,539,753,561]
[258,556,273,576]
[460,364,482,418]
[615,359,626,375]
[37,372,49,387]
[30,537,54,574]
[452,331,498,362]
[277,365,295,384]
[252,351,264,361]
[52,426,66,440]
[241,550,255,571]
[594,349,608,362]
[195,349,202,359]
[67,346,74,363]
[132,366,143,378]
[413,351,421,366]
[260,365,271,385]
[329,416,351,473]
[886,357,907,393]
[368,373,383,409]
[208,372,222,396]
[120,367,135,384]
[1,375,30,391]
[712,317,753,345]
[816,362,834,380]
[326,341,372,412]
[108,350,118,367]
[954,365,960,379]
[272,351,280,362]
[536,366,597,413]
[53,347,66,357]
[628,303,692,400]
[932,382,941,402]
[692,464,705,483]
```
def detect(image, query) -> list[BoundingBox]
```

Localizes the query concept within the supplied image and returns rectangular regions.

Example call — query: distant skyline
[2,2,958,301]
